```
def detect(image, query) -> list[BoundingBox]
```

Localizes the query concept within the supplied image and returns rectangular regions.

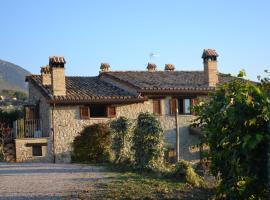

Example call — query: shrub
[193,72,270,199]
[72,123,112,163]
[173,160,204,187]
[110,116,133,164]
[133,112,164,171]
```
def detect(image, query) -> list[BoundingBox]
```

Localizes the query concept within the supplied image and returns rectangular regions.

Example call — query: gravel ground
[0,162,106,200]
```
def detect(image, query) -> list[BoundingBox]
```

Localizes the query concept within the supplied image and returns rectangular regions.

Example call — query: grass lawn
[78,170,214,200]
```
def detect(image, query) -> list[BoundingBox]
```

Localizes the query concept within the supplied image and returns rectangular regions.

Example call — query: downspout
[51,103,56,163]
[175,99,180,162]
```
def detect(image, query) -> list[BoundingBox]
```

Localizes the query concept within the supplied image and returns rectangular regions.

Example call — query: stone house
[14,49,238,163]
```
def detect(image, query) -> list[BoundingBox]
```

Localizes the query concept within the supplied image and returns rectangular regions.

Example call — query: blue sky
[0,0,269,80]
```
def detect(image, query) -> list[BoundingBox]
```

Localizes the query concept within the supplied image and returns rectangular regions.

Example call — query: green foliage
[0,108,23,126]
[173,160,204,187]
[110,116,133,164]
[193,73,270,199]
[14,91,27,101]
[72,123,112,163]
[1,89,28,101]
[133,112,164,171]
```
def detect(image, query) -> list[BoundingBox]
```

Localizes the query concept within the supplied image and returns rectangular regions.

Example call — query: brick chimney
[164,64,175,71]
[49,56,66,96]
[202,49,218,87]
[147,63,157,72]
[100,63,110,72]
[40,65,51,85]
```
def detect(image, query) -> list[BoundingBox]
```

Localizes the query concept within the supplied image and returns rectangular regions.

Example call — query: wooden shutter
[191,98,199,114]
[169,98,177,115]
[80,106,90,119]
[153,99,161,115]
[107,106,116,118]
[191,98,199,106]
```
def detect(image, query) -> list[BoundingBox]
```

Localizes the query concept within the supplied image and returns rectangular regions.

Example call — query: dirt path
[0,162,106,199]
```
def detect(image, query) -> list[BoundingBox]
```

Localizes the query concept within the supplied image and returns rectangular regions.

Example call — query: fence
[14,119,42,138]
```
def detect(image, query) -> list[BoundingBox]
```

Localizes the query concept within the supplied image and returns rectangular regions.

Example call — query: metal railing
[14,119,42,138]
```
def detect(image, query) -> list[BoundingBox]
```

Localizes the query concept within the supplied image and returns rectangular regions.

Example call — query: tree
[193,72,270,199]
[133,112,164,171]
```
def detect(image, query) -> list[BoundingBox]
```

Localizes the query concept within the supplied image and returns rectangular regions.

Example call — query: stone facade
[14,82,53,162]
[51,98,200,163]
[23,83,201,164]
[15,138,51,162]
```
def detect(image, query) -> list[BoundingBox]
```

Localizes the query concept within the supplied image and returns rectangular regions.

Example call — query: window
[80,106,90,119]
[178,98,191,114]
[32,145,42,156]
[80,105,117,119]
[107,106,116,118]
[169,98,198,115]
[153,99,162,115]
[89,104,107,118]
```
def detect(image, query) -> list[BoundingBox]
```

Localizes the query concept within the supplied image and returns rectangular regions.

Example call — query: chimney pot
[164,64,175,71]
[100,63,110,72]
[147,63,157,72]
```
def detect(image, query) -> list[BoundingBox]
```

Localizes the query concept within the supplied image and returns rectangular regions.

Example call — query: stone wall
[53,100,154,163]
[15,138,52,162]
[52,98,200,163]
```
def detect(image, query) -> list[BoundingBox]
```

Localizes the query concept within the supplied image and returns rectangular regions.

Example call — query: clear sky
[0,0,269,81]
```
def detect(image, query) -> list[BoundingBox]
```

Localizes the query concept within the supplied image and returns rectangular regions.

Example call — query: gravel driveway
[0,162,106,199]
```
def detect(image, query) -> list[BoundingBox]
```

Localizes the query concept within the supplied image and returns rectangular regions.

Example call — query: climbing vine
[110,116,133,164]
[133,112,164,171]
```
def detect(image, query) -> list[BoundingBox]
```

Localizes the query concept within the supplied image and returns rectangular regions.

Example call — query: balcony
[14,119,43,138]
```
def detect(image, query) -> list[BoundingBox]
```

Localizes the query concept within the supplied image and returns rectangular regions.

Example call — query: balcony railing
[14,119,42,138]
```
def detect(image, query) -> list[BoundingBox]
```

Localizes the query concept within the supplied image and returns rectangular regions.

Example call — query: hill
[0,59,30,92]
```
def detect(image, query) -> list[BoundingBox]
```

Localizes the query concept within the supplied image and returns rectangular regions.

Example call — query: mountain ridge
[0,59,30,92]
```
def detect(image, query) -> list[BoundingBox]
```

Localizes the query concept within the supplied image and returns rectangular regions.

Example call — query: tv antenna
[149,52,160,60]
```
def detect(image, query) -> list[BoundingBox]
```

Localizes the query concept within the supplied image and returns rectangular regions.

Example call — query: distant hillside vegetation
[0,59,30,92]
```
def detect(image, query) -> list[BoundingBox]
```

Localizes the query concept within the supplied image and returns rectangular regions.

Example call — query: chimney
[164,64,175,71]
[147,63,157,72]
[49,56,66,96]
[40,65,51,85]
[100,63,110,72]
[202,49,218,87]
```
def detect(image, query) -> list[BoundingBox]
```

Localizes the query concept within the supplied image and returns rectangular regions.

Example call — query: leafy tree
[0,108,23,126]
[133,112,164,171]
[193,72,270,199]
[72,123,112,163]
[110,116,133,164]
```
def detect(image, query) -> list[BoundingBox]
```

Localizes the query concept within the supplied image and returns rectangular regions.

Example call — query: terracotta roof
[102,71,212,91]
[202,49,218,58]
[101,71,248,93]
[27,75,144,104]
